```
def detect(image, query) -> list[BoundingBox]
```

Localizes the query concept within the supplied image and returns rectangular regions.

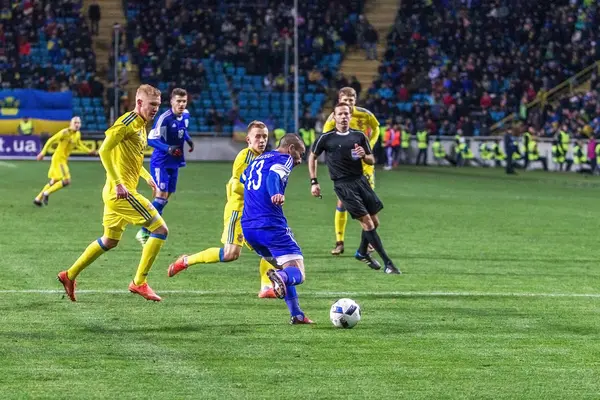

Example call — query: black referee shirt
[311,129,372,182]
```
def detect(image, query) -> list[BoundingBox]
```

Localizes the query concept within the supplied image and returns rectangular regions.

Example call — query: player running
[33,116,95,206]
[241,134,314,324]
[57,84,168,302]
[322,87,380,256]
[309,102,400,274]
[135,88,194,245]
[167,121,276,298]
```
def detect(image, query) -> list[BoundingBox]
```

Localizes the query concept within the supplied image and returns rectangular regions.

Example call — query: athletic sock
[284,286,304,319]
[67,238,108,280]
[358,230,370,255]
[133,233,166,285]
[364,229,392,264]
[334,207,347,242]
[259,258,272,289]
[276,266,303,286]
[186,248,223,266]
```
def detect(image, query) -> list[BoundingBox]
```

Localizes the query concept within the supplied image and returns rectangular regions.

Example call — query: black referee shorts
[333,175,383,219]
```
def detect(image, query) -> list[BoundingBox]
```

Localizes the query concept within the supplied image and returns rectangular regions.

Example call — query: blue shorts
[150,166,179,193]
[242,226,303,265]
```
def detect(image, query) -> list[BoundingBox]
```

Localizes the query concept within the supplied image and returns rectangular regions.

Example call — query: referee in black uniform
[308,102,400,274]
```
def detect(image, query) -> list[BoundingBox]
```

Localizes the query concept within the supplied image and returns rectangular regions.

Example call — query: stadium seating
[124,0,363,133]
[367,0,597,136]
[0,0,104,131]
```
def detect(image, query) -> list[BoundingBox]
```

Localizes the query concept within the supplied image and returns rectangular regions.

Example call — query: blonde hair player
[321,87,380,256]
[57,84,168,302]
[168,121,278,299]
[33,116,95,206]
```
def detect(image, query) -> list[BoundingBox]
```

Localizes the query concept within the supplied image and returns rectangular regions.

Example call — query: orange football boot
[290,315,315,324]
[258,287,277,298]
[57,270,76,301]
[168,255,188,277]
[128,281,161,301]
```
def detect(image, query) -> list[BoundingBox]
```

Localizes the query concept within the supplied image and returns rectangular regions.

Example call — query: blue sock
[284,286,304,318]
[142,198,168,234]
[277,266,303,286]
[152,197,168,214]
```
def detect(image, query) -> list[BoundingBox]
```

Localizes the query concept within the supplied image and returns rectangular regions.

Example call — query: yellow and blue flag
[0,89,73,135]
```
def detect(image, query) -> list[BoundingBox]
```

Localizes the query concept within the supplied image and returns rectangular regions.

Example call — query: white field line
[1,289,600,298]
[0,161,16,168]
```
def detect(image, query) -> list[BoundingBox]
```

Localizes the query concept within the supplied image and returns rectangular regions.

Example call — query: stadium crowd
[0,0,101,97]
[365,0,600,138]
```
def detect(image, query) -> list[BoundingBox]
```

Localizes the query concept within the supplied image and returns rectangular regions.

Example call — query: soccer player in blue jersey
[241,133,314,324]
[136,88,194,245]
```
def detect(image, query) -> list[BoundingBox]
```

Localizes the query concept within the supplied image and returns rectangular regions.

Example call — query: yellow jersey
[98,111,151,194]
[226,147,260,211]
[40,128,89,162]
[323,106,380,148]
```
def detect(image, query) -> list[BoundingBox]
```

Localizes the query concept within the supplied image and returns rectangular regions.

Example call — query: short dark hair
[171,88,188,98]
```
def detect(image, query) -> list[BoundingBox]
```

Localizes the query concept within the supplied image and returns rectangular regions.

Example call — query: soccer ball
[330,298,361,329]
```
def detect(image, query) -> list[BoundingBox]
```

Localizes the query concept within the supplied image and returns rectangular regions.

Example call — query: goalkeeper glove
[168,145,183,157]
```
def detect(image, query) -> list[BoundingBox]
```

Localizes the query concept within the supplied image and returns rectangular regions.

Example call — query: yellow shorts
[102,190,164,240]
[362,162,375,189]
[48,159,70,181]
[221,203,243,246]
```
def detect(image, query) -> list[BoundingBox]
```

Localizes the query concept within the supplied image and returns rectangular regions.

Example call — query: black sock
[358,231,369,255]
[364,229,391,264]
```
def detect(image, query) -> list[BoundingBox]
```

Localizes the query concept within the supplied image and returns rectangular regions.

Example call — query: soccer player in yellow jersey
[33,116,95,206]
[322,87,380,256]
[57,84,168,302]
[167,121,277,298]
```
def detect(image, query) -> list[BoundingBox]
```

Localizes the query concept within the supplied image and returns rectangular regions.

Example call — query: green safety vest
[559,130,570,149]
[523,132,531,147]
[299,128,315,147]
[417,130,428,149]
[479,143,493,160]
[463,145,474,159]
[596,143,600,164]
[492,144,506,160]
[527,141,539,161]
[432,141,445,158]
[274,128,286,145]
[573,145,586,165]
[552,144,565,163]
[19,120,33,135]
[401,130,411,148]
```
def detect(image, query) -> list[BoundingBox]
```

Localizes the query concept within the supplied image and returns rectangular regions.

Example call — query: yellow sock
[67,239,107,280]
[36,183,52,201]
[46,180,65,195]
[186,247,222,266]
[259,258,272,289]
[334,208,348,242]
[134,235,166,285]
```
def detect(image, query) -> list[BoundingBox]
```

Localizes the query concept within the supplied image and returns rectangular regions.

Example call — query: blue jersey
[148,108,191,168]
[241,151,294,229]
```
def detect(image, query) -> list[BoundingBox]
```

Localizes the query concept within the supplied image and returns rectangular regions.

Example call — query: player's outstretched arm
[74,132,96,155]
[37,131,62,160]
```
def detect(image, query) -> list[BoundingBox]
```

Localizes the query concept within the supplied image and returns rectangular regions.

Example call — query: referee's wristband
[310,178,319,186]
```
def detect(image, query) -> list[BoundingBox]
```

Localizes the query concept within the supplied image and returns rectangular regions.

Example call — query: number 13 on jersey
[246,159,264,190]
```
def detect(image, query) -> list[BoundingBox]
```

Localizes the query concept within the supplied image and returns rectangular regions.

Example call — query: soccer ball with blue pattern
[330,298,361,328]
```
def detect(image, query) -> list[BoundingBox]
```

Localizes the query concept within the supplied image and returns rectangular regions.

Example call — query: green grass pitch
[1,160,600,399]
